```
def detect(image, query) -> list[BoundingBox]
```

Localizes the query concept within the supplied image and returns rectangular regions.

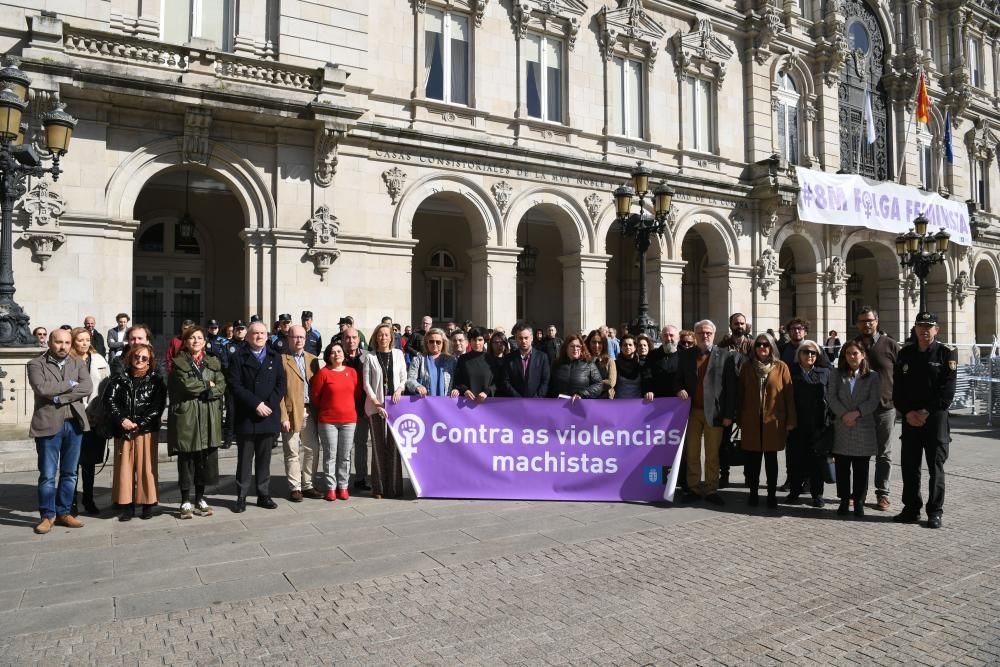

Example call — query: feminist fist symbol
[392,414,425,461]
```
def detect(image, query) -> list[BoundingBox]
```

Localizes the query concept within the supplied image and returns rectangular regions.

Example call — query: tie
[522,355,530,381]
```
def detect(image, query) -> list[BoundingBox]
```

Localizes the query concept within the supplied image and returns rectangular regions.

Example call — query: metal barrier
[947,339,1000,426]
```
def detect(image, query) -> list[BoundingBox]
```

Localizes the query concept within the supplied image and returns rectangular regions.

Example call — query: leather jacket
[103,370,167,440]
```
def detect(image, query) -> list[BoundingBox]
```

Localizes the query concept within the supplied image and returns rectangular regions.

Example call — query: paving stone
[21,567,201,608]
[114,574,295,619]
[0,597,115,636]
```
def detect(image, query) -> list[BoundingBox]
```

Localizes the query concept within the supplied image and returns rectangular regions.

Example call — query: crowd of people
[26,305,955,534]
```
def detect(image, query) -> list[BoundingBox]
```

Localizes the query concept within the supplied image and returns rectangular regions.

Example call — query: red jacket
[309,366,360,424]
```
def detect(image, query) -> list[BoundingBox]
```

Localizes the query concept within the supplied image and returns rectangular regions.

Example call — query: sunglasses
[133,355,150,362]
[754,342,771,348]
[800,350,819,356]
[678,341,695,348]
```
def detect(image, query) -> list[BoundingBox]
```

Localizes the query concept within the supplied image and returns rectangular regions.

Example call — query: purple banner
[385,397,689,502]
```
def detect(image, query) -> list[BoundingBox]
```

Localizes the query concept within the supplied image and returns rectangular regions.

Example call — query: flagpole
[895,65,925,182]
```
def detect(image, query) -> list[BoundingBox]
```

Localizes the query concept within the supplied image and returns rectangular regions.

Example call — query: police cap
[914,311,938,326]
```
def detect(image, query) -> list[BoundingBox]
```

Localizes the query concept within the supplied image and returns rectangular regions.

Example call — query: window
[969,37,983,87]
[612,56,643,138]
[685,76,714,152]
[799,0,814,21]
[916,125,935,190]
[974,158,989,208]
[425,9,470,105]
[162,0,234,51]
[428,250,458,321]
[526,34,563,123]
[430,249,456,270]
[775,72,800,164]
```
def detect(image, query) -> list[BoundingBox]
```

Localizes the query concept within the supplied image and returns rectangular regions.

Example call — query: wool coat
[827,368,882,457]
[227,345,287,435]
[167,351,226,454]
[736,360,797,453]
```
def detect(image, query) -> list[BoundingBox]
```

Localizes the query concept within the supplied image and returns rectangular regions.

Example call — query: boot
[118,503,134,522]
[837,499,850,516]
[767,483,778,508]
[82,495,100,515]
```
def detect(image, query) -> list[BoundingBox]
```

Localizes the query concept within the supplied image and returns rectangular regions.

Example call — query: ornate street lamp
[612,161,674,340]
[0,57,76,345]
[894,213,950,314]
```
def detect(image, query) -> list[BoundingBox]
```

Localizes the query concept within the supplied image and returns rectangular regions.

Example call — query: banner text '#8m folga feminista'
[386,396,689,502]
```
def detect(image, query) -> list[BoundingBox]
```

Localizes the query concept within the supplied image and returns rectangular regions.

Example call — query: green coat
[168,351,226,455]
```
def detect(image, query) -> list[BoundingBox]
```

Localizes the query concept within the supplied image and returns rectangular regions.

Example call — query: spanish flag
[916,72,930,125]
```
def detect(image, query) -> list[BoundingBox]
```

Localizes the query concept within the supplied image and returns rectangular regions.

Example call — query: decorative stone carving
[964,118,999,160]
[952,270,971,307]
[18,180,65,228]
[182,108,211,164]
[20,231,66,271]
[304,205,341,281]
[760,210,779,238]
[584,192,602,223]
[747,3,785,66]
[820,17,849,87]
[665,204,679,235]
[752,248,779,298]
[729,213,744,238]
[671,18,735,87]
[512,0,586,50]
[413,0,489,27]
[491,181,513,213]
[314,128,342,187]
[382,167,407,205]
[823,256,848,302]
[598,0,666,69]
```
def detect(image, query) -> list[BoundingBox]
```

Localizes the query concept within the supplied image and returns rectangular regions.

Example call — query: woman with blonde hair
[103,343,166,521]
[363,323,408,498]
[69,327,111,515]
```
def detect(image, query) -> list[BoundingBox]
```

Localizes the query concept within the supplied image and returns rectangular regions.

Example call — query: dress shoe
[837,500,850,516]
[892,511,920,524]
[289,490,303,503]
[34,517,54,535]
[302,488,324,500]
[233,497,247,513]
[140,504,154,520]
[353,479,372,491]
[876,496,890,511]
[681,490,700,503]
[82,497,100,515]
[704,493,724,506]
[324,490,337,502]
[854,504,865,519]
[336,488,350,501]
[55,514,84,528]
[811,496,825,508]
[256,496,278,510]
[926,516,942,529]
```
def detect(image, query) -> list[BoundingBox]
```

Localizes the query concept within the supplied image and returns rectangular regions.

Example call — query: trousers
[873,408,895,498]
[281,411,319,491]
[684,408,723,495]
[35,420,83,518]
[112,433,159,505]
[900,424,948,517]
[353,415,370,480]
[835,455,870,502]
[318,421,356,489]
[786,429,824,498]
[235,433,276,498]
[744,450,778,493]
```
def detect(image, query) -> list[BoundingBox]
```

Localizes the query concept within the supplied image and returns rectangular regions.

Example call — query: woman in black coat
[548,335,604,400]
[103,343,167,521]
[786,339,831,508]
[451,327,498,402]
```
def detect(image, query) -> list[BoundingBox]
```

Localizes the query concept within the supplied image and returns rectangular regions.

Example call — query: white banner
[795,168,972,246]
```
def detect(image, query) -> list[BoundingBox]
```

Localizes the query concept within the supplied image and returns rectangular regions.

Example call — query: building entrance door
[133,272,204,352]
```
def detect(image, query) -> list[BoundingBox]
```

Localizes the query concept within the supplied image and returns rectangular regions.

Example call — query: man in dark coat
[227,321,287,512]
[83,316,107,357]
[502,322,550,398]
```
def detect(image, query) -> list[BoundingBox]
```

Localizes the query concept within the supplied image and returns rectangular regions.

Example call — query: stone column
[730,266,754,327]
[949,283,977,345]
[240,229,277,323]
[794,271,824,331]
[704,265,733,334]
[926,282,950,340]
[752,268,781,336]
[878,277,905,340]
[559,253,611,334]
[820,273,849,342]
[655,259,686,328]
[468,246,521,330]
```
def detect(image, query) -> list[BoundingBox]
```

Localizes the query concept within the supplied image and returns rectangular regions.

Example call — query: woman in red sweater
[310,341,360,501]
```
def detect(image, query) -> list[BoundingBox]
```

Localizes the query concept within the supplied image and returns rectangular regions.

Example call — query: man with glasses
[279,325,320,502]
[855,305,899,511]
[779,318,817,367]
[676,320,737,505]
[32,326,48,346]
[892,311,956,529]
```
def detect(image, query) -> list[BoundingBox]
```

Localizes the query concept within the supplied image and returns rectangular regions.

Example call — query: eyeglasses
[289,335,306,340]
[427,340,443,346]
[800,350,819,356]
[754,342,771,348]
[696,331,714,337]
[857,318,877,324]
[790,326,806,332]
[133,355,150,362]
[678,341,695,348]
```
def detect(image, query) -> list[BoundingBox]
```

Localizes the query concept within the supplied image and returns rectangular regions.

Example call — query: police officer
[220,320,248,448]
[892,311,957,529]
[301,310,322,356]
[205,319,230,368]
[270,313,292,354]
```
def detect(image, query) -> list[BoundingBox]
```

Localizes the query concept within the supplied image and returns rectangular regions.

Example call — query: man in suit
[676,319,737,505]
[27,329,93,534]
[228,321,287,512]
[502,321,550,398]
[279,325,320,502]
[83,316,107,357]
[106,313,129,358]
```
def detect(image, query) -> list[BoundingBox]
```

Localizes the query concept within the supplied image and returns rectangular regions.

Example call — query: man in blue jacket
[502,321,550,398]
[227,321,287,512]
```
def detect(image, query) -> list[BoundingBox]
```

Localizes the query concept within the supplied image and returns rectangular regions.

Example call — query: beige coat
[27,353,92,438]
[279,351,319,432]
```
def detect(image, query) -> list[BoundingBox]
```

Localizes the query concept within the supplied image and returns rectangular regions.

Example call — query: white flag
[863,89,876,145]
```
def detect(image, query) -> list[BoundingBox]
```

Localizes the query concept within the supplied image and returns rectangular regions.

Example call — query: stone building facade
[1,0,999,350]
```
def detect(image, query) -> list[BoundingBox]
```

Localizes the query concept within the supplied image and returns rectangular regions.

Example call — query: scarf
[752,359,775,380]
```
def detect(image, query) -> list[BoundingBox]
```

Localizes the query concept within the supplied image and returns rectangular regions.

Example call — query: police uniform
[301,310,323,356]
[220,320,249,446]
[269,313,292,355]
[204,320,231,369]
[892,312,957,527]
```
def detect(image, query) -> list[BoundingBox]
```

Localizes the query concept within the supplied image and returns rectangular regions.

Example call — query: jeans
[36,420,83,518]
[318,422,356,490]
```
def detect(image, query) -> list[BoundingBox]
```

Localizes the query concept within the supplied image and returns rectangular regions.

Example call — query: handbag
[724,424,746,467]
[823,456,837,484]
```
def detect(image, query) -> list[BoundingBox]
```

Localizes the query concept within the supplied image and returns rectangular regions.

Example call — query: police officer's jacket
[892,340,957,441]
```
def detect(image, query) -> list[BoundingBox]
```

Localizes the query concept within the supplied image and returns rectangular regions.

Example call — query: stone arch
[774,225,823,272]
[769,52,816,100]
[393,173,500,247]
[973,253,1000,344]
[593,200,667,258]
[504,186,590,254]
[841,232,899,271]
[973,252,1000,288]
[671,208,738,266]
[105,138,276,230]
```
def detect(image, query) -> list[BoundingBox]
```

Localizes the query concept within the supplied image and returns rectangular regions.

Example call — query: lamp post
[0,58,76,346]
[612,161,674,340]
[894,214,950,314]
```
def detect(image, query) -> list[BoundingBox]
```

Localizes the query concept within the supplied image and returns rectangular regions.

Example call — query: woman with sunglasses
[405,327,456,398]
[168,326,226,519]
[613,334,642,399]
[103,343,166,521]
[827,341,881,518]
[787,340,831,507]
[736,333,796,508]
[585,330,617,398]
[548,335,604,401]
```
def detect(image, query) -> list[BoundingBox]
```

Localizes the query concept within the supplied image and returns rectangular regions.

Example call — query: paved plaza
[0,417,998,665]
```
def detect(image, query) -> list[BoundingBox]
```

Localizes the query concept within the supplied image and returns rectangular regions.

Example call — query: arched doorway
[410,194,476,326]
[974,259,998,345]
[845,241,900,338]
[515,206,569,333]
[778,235,819,328]
[839,0,891,180]
[681,232,708,330]
[605,221,651,334]
[677,221,731,332]
[132,168,246,350]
